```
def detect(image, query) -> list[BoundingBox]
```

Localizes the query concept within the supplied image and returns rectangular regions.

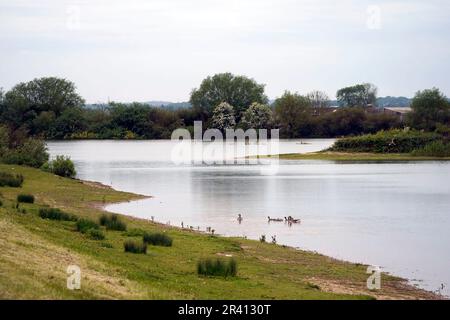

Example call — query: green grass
[124,228,146,237]
[0,163,438,300]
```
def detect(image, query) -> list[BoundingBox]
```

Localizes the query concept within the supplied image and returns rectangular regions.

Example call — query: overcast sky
[1,0,449,103]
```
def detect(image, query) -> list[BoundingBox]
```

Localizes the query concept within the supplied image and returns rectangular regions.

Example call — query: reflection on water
[47,139,450,296]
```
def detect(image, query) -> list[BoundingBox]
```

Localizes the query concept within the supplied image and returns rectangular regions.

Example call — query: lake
[47,139,450,296]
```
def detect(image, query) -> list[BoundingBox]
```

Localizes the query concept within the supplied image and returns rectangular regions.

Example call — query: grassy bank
[0,164,439,299]
[276,152,450,161]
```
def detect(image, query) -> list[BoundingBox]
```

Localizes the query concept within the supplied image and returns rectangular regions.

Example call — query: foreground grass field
[0,164,439,299]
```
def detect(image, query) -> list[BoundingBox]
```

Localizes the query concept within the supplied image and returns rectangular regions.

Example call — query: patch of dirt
[80,180,114,190]
[306,277,444,300]
[216,252,234,257]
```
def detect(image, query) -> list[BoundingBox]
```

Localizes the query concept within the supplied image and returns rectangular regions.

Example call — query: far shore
[259,151,450,161]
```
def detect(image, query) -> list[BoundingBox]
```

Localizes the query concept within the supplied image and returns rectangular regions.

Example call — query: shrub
[88,228,105,240]
[0,199,3,207]
[259,235,266,243]
[39,208,77,221]
[197,258,237,277]
[124,240,147,254]
[99,214,127,231]
[143,232,173,247]
[76,218,100,233]
[17,194,34,203]
[0,172,24,187]
[331,129,440,153]
[411,141,450,157]
[2,138,49,168]
[44,155,77,178]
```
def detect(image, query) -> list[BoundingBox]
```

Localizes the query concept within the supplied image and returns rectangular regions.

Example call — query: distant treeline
[1,74,449,141]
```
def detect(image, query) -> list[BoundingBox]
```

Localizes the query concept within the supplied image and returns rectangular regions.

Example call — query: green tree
[2,77,85,134]
[241,102,273,129]
[109,103,154,138]
[408,88,450,130]
[211,102,236,131]
[336,83,377,108]
[32,111,56,136]
[190,73,268,120]
[273,91,312,138]
[51,107,87,139]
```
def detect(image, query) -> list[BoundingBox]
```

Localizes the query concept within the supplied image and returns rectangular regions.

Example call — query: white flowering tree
[240,102,273,129]
[211,102,236,131]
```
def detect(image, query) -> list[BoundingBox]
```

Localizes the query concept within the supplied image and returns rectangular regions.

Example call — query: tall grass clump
[143,232,173,247]
[17,194,34,203]
[87,228,105,240]
[99,214,127,231]
[39,208,77,221]
[0,172,24,187]
[197,258,237,278]
[411,141,450,157]
[76,218,100,233]
[124,240,147,254]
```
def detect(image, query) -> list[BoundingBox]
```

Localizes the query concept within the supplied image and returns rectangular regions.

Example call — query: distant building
[383,107,412,122]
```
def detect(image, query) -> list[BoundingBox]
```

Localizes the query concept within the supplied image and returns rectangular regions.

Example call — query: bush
[331,129,440,153]
[124,240,147,254]
[44,155,76,178]
[76,218,100,233]
[99,214,127,231]
[411,141,450,157]
[2,138,49,168]
[0,172,24,187]
[143,232,173,247]
[88,228,105,240]
[0,199,3,207]
[17,194,34,203]
[197,258,237,277]
[39,208,77,221]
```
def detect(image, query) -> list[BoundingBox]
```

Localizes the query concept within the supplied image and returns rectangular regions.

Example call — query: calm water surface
[47,140,450,296]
